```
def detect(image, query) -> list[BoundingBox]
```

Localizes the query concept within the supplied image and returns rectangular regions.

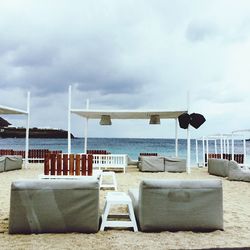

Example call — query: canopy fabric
[0,105,28,115]
[71,109,187,119]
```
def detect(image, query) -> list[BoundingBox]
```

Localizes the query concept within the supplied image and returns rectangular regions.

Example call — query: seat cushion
[9,179,100,234]
[4,156,22,171]
[138,156,165,172]
[208,158,229,177]
[0,156,5,172]
[137,179,223,232]
[228,160,250,182]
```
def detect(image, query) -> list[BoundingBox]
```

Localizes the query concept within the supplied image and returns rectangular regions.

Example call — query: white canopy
[0,93,30,168]
[0,105,28,115]
[68,86,191,173]
[71,110,187,119]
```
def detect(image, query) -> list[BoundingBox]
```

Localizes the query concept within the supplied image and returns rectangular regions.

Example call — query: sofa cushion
[129,179,223,232]
[4,155,22,171]
[138,156,165,172]
[164,157,186,172]
[208,158,229,177]
[9,179,100,234]
[228,160,250,182]
[0,156,5,172]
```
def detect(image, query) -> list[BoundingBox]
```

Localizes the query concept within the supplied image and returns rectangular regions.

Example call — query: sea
[0,138,250,165]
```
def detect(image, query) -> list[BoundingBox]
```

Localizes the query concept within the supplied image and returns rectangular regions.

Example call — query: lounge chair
[9,179,100,234]
[138,156,186,172]
[228,160,250,182]
[128,179,223,232]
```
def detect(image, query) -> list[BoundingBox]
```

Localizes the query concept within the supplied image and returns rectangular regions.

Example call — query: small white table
[99,171,117,191]
[100,192,138,232]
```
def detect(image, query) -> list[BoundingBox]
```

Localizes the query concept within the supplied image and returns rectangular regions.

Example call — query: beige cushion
[9,179,100,234]
[128,179,223,232]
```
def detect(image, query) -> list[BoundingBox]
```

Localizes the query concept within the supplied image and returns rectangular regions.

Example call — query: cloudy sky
[1,0,250,138]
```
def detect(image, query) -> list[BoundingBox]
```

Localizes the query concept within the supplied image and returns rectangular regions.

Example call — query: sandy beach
[0,164,250,250]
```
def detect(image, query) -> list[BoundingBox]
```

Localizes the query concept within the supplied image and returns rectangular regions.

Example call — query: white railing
[92,154,128,173]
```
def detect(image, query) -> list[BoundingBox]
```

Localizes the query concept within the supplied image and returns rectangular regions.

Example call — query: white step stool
[100,171,117,191]
[100,192,138,232]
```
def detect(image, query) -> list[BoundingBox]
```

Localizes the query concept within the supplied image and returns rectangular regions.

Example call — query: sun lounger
[9,179,100,234]
[0,155,22,172]
[228,160,250,182]
[208,158,229,177]
[128,179,223,232]
[138,156,186,172]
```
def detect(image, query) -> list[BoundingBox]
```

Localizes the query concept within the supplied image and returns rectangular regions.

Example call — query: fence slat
[57,154,62,175]
[69,154,74,175]
[75,154,80,175]
[63,154,68,175]
[81,154,86,176]
[88,154,93,176]
[44,154,50,175]
[50,154,56,175]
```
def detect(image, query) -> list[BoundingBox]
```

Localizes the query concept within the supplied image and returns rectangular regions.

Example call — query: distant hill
[0,117,74,138]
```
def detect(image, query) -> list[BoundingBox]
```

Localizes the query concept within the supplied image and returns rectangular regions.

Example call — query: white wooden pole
[175,118,178,157]
[231,133,234,160]
[206,137,209,165]
[223,138,227,154]
[187,126,191,173]
[195,139,198,166]
[220,135,223,159]
[243,137,246,164]
[68,85,72,154]
[202,136,205,167]
[84,99,89,154]
[186,91,191,174]
[215,139,217,154]
[24,91,30,169]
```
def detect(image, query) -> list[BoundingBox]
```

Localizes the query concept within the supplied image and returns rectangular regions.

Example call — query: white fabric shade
[0,105,28,115]
[71,110,187,119]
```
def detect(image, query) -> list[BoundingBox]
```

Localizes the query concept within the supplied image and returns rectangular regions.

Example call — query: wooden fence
[205,153,244,164]
[0,149,62,162]
[44,154,93,176]
[139,153,158,156]
[87,150,110,154]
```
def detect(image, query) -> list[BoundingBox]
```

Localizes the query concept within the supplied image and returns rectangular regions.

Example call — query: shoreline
[0,164,250,249]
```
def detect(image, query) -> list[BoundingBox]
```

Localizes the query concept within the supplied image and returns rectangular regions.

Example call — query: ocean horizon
[1,137,249,165]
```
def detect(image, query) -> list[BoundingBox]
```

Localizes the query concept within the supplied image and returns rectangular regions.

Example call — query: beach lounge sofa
[138,156,186,172]
[128,179,223,232]
[9,179,100,234]
[0,155,22,172]
[208,158,229,177]
[228,160,250,182]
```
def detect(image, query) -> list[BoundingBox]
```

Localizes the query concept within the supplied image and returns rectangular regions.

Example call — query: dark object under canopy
[178,113,206,129]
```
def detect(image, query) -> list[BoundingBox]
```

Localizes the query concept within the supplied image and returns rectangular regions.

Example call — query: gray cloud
[1,1,250,137]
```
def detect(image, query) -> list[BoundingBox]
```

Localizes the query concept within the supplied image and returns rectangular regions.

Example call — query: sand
[0,164,250,250]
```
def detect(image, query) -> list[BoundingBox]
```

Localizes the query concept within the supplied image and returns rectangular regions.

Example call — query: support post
[195,139,198,166]
[24,91,30,169]
[206,137,209,164]
[186,125,191,174]
[231,133,234,159]
[220,135,223,159]
[202,136,205,167]
[186,91,191,173]
[175,118,178,157]
[215,139,217,154]
[84,99,89,154]
[243,137,246,164]
[68,85,72,154]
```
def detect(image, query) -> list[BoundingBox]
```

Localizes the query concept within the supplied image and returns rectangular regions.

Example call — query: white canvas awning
[0,93,30,168]
[68,85,191,173]
[71,110,187,119]
[0,105,28,115]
